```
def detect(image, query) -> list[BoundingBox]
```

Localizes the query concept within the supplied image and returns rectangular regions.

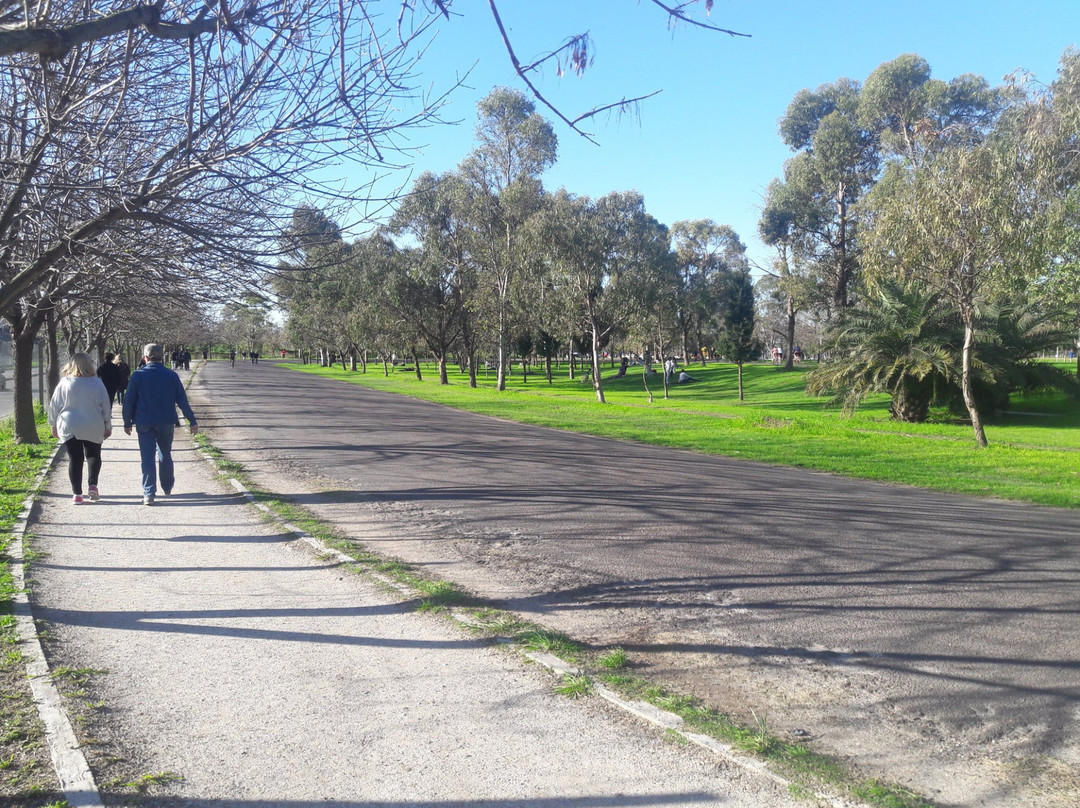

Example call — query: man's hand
[124,425,132,436]
[104,428,112,439]
[190,424,199,436]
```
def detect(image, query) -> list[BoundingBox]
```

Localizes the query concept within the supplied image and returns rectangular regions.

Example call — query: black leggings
[64,438,102,495]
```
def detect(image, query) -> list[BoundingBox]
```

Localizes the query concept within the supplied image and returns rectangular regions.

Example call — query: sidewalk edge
[12,443,106,808]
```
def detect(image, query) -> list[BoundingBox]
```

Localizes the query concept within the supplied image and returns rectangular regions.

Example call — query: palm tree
[808,281,1079,423]
[806,280,957,422]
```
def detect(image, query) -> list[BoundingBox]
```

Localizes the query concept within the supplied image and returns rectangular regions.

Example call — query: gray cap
[144,343,164,360]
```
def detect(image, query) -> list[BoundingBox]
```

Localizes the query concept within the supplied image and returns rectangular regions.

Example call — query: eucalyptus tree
[857,53,1004,169]
[1019,48,1080,379]
[531,189,668,403]
[378,242,463,385]
[459,87,557,391]
[670,219,748,364]
[618,220,678,400]
[775,77,878,310]
[275,208,355,365]
[861,134,1040,446]
[390,172,478,385]
[758,178,829,368]
[528,190,612,402]
[858,55,1032,447]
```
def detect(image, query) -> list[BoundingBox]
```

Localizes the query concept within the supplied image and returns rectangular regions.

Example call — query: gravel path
[28,420,807,807]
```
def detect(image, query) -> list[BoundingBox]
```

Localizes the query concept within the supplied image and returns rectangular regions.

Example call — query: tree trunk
[1074,306,1079,381]
[349,347,357,371]
[960,316,988,447]
[590,323,605,403]
[496,308,507,391]
[784,293,796,371]
[834,187,850,310]
[737,361,744,401]
[45,309,60,397]
[890,381,931,423]
[566,328,575,380]
[545,354,552,385]
[412,349,422,381]
[12,327,40,444]
[438,354,448,385]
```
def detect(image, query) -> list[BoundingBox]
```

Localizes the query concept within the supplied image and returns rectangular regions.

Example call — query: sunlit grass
[283,359,1080,508]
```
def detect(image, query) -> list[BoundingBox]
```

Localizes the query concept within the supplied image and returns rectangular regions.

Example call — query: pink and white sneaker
[88,485,99,501]
[72,494,84,504]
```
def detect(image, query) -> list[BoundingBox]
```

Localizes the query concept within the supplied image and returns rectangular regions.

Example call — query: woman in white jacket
[47,352,112,504]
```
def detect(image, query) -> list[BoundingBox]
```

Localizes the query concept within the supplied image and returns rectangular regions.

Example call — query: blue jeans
[135,423,175,496]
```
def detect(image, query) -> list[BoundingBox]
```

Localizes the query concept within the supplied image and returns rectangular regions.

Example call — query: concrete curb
[12,442,106,808]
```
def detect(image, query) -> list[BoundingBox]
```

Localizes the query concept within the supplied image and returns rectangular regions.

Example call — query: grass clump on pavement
[514,628,584,662]
[0,412,66,808]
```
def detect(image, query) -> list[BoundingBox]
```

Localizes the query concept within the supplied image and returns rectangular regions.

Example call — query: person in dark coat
[114,354,131,405]
[96,352,123,405]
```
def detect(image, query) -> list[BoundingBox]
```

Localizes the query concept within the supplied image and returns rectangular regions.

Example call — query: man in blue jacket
[122,343,199,505]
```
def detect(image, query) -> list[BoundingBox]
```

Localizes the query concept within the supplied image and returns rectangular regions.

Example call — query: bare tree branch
[0,4,230,59]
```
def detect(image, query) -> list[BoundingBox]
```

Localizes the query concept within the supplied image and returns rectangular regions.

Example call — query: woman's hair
[62,352,97,378]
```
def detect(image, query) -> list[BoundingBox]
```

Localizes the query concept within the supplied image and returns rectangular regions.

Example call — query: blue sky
[355,1,1079,273]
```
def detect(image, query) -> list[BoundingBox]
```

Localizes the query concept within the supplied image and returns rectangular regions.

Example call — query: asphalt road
[191,359,1080,805]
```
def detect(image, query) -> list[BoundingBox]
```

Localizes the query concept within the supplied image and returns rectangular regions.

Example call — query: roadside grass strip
[190,427,940,808]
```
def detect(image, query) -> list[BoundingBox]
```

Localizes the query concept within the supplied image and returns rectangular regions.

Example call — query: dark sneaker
[88,485,99,501]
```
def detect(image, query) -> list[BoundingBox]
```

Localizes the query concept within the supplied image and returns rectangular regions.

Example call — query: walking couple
[48,343,198,506]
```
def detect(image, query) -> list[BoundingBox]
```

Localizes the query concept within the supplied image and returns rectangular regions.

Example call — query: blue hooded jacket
[122,361,197,428]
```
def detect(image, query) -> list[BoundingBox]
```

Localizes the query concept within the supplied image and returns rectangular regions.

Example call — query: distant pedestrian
[229,349,236,367]
[122,343,199,505]
[664,357,676,384]
[48,352,112,504]
[96,352,123,404]
[114,354,131,405]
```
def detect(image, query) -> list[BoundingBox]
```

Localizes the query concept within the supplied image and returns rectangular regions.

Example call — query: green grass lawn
[281,358,1080,509]
[0,412,65,807]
